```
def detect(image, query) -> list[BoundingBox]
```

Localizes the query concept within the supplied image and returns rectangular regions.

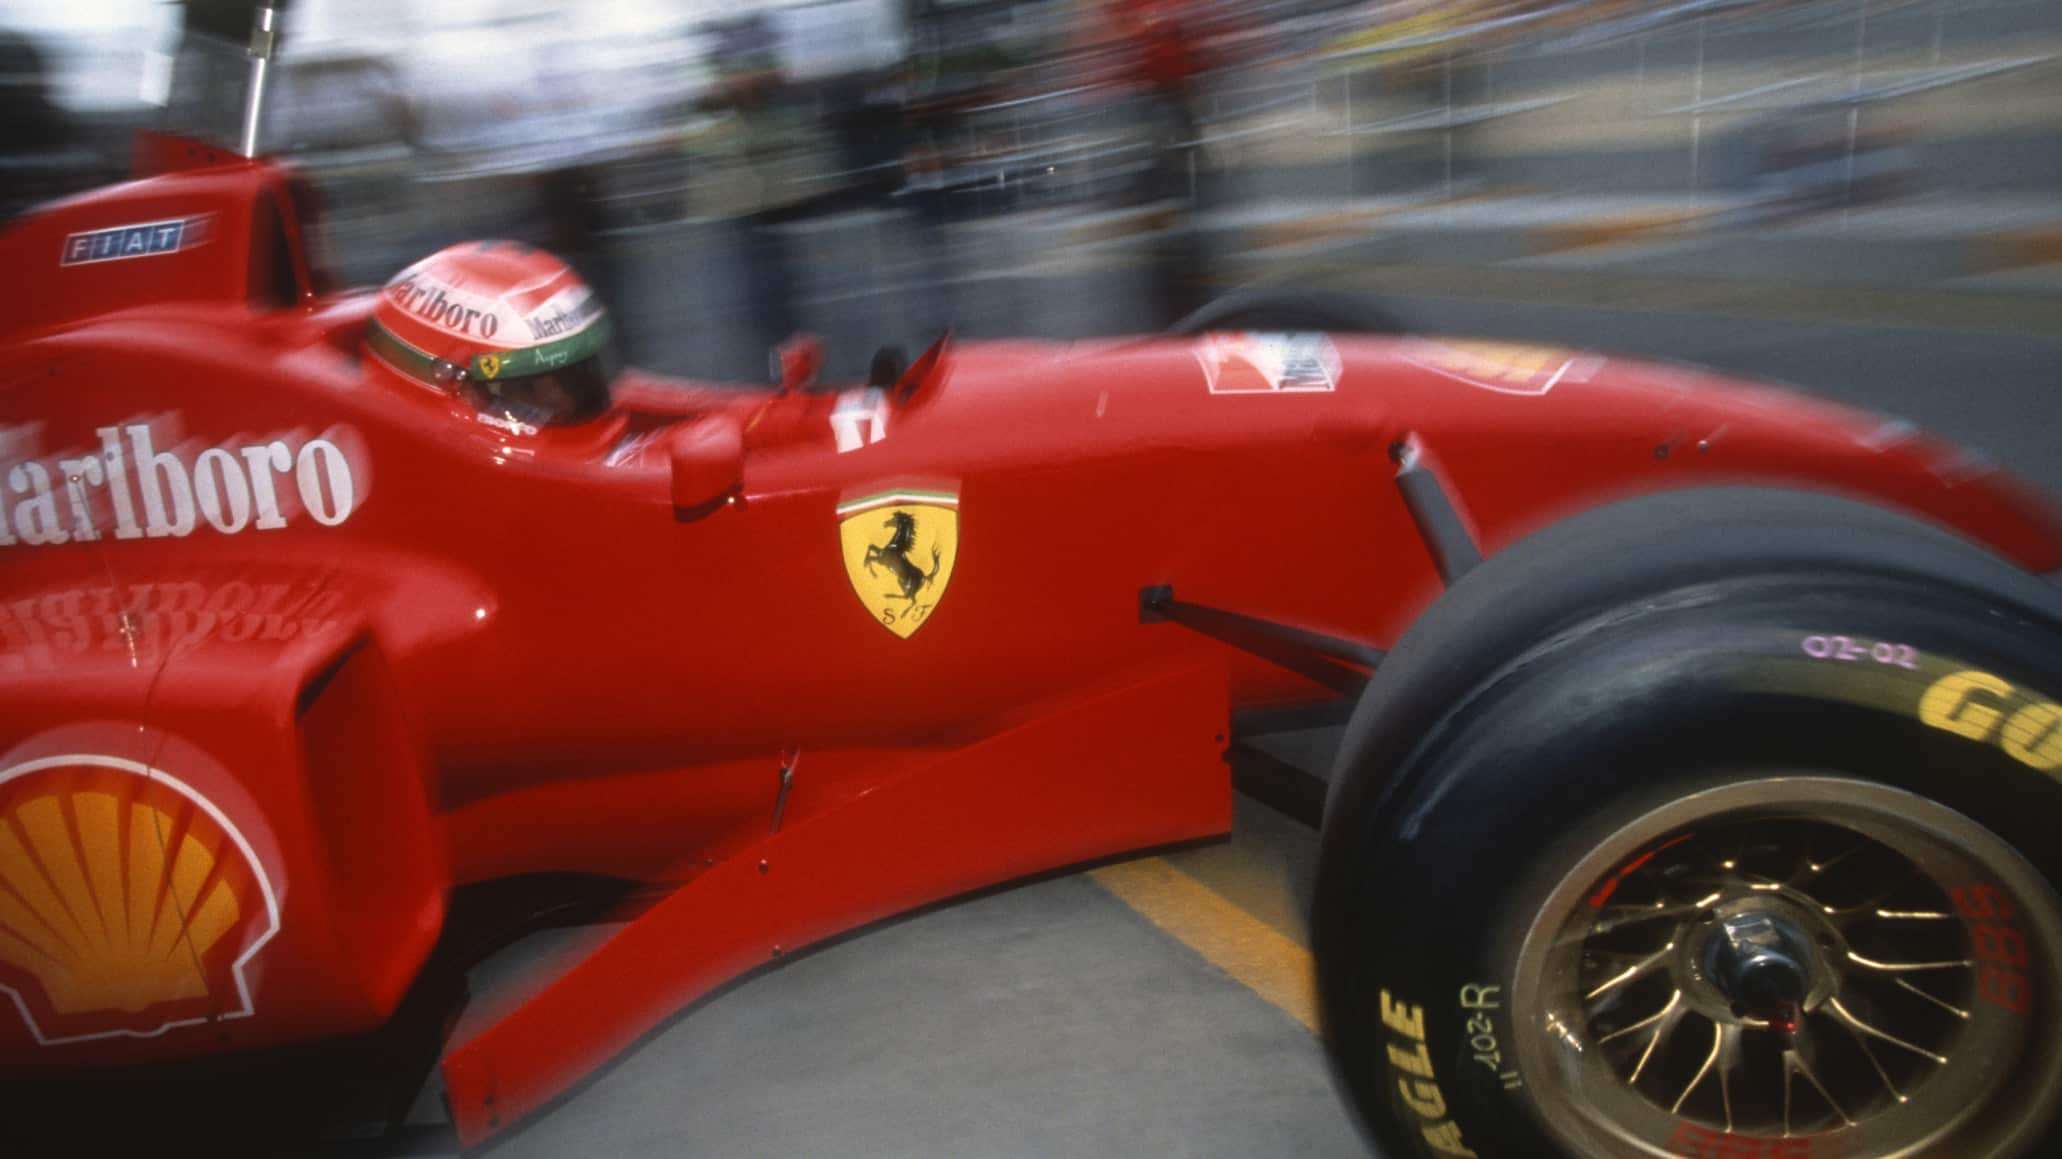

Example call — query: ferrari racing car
[2,126,2061,1159]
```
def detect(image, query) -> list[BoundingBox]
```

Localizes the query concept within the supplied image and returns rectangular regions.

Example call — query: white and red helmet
[366,242,616,428]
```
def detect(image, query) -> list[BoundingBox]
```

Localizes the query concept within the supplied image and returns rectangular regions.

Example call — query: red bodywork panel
[1,150,2058,1142]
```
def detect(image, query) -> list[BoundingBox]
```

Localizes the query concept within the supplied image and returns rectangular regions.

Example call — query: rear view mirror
[670,413,744,520]
[893,331,951,404]
[773,333,824,394]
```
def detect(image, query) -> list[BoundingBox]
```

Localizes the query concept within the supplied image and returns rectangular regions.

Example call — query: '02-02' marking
[1799,634,1917,670]
[1917,669,2062,773]
[1378,989,1476,1157]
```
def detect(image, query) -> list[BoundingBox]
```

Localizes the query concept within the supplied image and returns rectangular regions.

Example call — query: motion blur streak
[3,0,2054,382]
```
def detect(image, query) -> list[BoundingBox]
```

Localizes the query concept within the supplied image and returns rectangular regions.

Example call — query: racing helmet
[366,242,617,429]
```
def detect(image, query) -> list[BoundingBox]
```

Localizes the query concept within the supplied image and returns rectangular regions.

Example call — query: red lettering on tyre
[1666,1121,1812,1157]
[1955,884,2034,1014]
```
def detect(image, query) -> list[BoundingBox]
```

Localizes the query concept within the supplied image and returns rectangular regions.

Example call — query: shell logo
[0,756,280,1045]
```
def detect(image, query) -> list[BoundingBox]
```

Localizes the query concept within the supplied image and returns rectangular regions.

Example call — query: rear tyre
[1314,492,2062,1159]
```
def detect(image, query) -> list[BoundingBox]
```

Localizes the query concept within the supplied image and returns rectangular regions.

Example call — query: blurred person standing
[700,12,824,366]
[1077,0,1233,324]
[1084,0,1223,206]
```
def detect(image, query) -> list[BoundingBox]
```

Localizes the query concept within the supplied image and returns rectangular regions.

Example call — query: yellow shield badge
[838,490,960,638]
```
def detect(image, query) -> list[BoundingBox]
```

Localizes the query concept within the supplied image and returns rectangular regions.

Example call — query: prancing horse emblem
[838,490,960,638]
[866,512,940,607]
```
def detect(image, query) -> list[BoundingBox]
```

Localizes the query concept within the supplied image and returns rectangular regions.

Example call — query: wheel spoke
[1831,1018,1903,1104]
[1827,996,1949,1066]
[1670,1020,1724,1114]
[1783,1045,1854,1133]
[1888,976,1970,1021]
[1585,943,1674,1000]
[1717,1023,1742,1133]
[1625,992,1686,1086]
[1598,989,1682,1046]
[1529,782,2054,1156]
[1590,900,1708,937]
[1845,951,1975,974]
[1794,841,1869,885]
[1823,871,1929,922]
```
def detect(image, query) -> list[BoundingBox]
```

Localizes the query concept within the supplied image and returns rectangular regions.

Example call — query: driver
[364,242,618,431]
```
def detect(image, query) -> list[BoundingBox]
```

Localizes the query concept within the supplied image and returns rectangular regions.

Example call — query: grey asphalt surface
[463,852,1359,1159]
[378,231,2061,1159]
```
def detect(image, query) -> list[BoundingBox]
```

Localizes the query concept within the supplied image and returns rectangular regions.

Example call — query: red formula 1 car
[4,132,2062,1159]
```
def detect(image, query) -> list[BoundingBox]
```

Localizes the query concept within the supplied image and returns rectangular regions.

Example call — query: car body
[1,136,2058,1149]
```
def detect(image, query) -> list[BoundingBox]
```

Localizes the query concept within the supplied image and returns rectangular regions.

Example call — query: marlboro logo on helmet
[365,243,617,430]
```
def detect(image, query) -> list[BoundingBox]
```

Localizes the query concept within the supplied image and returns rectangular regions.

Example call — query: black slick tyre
[1313,489,2062,1159]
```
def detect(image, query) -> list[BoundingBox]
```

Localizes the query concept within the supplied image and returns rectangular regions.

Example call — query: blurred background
[1,0,2057,392]
[0,8,2055,1152]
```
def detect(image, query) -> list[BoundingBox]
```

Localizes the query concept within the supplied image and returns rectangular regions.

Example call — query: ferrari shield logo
[478,353,502,379]
[838,490,960,638]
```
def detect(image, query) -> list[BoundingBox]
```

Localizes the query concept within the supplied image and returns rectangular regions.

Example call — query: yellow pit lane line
[1088,857,1320,1033]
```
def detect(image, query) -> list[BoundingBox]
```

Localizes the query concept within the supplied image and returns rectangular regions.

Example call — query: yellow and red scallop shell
[0,757,276,1044]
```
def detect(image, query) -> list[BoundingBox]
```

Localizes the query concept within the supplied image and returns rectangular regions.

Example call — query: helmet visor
[368,316,617,429]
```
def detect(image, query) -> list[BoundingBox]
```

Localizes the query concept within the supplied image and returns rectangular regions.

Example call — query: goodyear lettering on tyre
[1918,670,2062,772]
[1378,989,1476,1157]
[1724,630,2062,772]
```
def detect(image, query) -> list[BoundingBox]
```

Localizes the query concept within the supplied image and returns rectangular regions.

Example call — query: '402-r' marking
[1457,984,1521,1091]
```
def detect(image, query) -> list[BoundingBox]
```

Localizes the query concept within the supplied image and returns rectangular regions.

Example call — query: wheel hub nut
[1703,911,1813,1023]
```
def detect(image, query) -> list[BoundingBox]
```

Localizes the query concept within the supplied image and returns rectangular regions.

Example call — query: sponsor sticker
[1399,339,1599,396]
[0,755,281,1044]
[837,489,959,638]
[0,573,348,676]
[1195,333,1341,394]
[519,285,604,342]
[60,215,215,267]
[0,420,363,549]
[385,275,508,340]
[829,388,890,453]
